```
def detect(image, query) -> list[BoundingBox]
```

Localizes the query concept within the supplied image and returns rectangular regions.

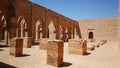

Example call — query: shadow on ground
[60,62,72,67]
[0,49,4,51]
[0,45,9,48]
[84,52,91,56]
[17,54,31,57]
[0,62,17,68]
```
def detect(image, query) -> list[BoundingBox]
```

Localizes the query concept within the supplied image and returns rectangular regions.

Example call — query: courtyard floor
[0,41,120,68]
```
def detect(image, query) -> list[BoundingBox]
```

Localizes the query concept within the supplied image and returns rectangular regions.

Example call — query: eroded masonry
[0,0,120,67]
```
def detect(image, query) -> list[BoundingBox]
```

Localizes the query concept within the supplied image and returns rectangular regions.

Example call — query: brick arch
[16,15,28,37]
[0,10,9,45]
[0,10,7,29]
[35,19,43,41]
[47,16,57,29]
[47,16,57,39]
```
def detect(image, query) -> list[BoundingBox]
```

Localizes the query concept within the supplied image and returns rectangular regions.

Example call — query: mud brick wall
[69,39,87,55]
[23,37,32,48]
[39,38,49,50]
[47,40,64,67]
[10,37,23,57]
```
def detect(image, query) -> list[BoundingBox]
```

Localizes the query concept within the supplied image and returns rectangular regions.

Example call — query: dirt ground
[0,41,120,68]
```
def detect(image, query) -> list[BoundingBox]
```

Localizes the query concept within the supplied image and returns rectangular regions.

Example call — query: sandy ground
[0,41,120,68]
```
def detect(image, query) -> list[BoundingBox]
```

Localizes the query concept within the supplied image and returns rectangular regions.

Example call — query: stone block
[10,37,23,57]
[87,45,95,51]
[68,39,87,55]
[23,37,32,48]
[39,38,49,50]
[47,40,64,67]
[91,43,99,48]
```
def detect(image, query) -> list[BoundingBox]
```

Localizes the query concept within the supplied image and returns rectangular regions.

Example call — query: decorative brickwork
[69,39,87,55]
[39,38,49,50]
[23,37,32,48]
[47,40,64,67]
[10,37,23,57]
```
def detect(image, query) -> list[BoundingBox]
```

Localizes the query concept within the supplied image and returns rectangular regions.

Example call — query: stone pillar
[47,40,64,67]
[69,39,87,55]
[0,30,2,41]
[35,31,38,41]
[23,37,32,48]
[4,30,8,45]
[10,37,23,57]
[39,38,49,50]
[21,30,23,37]
[25,31,28,37]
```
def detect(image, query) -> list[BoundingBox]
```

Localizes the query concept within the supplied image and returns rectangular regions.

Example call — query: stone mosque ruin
[0,0,120,68]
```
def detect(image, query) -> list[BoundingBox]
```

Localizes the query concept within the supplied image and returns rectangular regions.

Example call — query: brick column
[39,38,49,50]
[10,37,23,57]
[69,39,87,55]
[23,37,32,48]
[47,40,64,67]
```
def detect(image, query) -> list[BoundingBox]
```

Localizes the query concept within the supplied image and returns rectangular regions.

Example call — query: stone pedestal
[47,40,64,67]
[10,37,23,57]
[23,37,32,48]
[69,39,87,55]
[39,38,49,50]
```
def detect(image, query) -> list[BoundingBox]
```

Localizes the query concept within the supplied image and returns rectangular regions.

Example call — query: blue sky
[29,0,118,20]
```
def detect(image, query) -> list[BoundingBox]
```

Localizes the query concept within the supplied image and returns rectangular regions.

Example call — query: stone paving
[0,41,120,68]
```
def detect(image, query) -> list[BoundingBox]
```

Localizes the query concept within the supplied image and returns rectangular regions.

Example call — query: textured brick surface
[10,37,23,57]
[47,40,63,67]
[39,38,49,50]
[69,39,87,55]
[23,37,32,48]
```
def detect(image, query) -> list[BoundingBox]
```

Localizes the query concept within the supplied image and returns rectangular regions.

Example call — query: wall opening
[89,31,93,39]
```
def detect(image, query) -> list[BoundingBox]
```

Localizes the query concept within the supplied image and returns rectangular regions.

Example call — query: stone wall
[78,17,118,42]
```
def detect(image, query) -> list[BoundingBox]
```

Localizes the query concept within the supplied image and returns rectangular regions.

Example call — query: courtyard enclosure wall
[78,18,118,42]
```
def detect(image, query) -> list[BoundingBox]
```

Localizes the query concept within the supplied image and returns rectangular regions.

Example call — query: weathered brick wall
[10,37,23,57]
[0,0,82,44]
[78,18,118,42]
[47,40,64,67]
[69,39,87,55]
[23,37,32,48]
[39,38,49,50]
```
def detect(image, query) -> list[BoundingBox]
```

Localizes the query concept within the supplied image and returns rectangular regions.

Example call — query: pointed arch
[35,20,43,41]
[0,10,9,45]
[48,21,56,40]
[16,16,28,37]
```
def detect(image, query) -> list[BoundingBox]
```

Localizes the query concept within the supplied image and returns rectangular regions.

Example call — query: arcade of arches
[0,0,81,45]
[0,0,120,46]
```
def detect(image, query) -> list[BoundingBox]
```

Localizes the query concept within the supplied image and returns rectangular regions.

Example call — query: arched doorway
[89,31,93,39]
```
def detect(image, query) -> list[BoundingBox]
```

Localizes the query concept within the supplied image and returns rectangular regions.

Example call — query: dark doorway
[89,32,93,39]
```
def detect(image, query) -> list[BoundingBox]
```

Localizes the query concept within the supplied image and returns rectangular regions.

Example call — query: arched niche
[16,16,28,37]
[35,20,42,41]
[48,21,56,40]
